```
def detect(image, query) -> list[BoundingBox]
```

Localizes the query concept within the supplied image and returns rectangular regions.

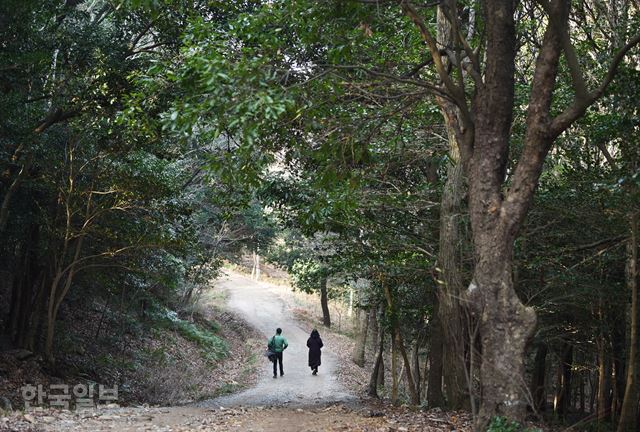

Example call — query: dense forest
[1,0,639,431]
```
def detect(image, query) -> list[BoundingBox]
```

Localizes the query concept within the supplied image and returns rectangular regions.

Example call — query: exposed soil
[201,272,355,408]
[1,402,474,432]
[0,271,481,432]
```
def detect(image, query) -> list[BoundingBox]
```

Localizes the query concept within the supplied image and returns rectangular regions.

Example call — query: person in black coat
[306,329,323,375]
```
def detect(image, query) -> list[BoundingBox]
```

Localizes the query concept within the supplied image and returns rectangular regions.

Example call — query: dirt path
[13,404,390,431]
[4,271,473,431]
[17,272,370,432]
[202,271,355,408]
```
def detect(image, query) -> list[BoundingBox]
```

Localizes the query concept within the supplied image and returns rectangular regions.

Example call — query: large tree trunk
[463,0,569,423]
[401,0,637,426]
[469,241,537,427]
[352,308,370,367]
[618,211,639,432]
[435,2,471,412]
[25,276,48,352]
[319,275,330,328]
[427,295,445,408]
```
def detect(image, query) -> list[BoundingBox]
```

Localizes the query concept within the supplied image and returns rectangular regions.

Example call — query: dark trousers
[273,352,283,376]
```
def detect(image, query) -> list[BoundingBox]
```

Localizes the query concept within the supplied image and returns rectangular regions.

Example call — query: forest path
[28,271,367,432]
[200,271,355,408]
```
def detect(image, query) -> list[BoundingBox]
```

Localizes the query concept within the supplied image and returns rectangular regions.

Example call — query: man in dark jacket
[268,328,288,378]
[307,329,323,375]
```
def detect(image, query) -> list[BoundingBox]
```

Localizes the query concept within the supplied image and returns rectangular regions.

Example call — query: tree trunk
[45,233,85,363]
[0,155,32,233]
[352,308,370,367]
[15,266,34,348]
[618,211,639,432]
[7,243,26,343]
[382,277,419,405]
[597,335,612,422]
[411,331,423,402]
[427,295,445,408]
[468,236,537,427]
[391,329,399,405]
[555,342,573,418]
[579,368,585,414]
[402,0,633,426]
[369,306,379,353]
[25,275,47,351]
[394,328,420,405]
[320,275,330,327]
[611,317,626,423]
[254,253,260,280]
[435,3,471,411]
[589,369,596,414]
[377,339,385,387]
[530,342,548,412]
[368,325,385,398]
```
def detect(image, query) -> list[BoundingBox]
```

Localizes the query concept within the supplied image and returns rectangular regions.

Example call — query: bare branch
[536,0,588,100]
[323,64,452,99]
[34,107,81,133]
[550,32,640,138]
[399,1,467,105]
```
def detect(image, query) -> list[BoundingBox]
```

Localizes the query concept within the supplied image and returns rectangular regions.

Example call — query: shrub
[487,417,542,432]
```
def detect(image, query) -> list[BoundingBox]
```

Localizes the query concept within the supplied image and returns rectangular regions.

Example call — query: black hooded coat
[306,330,323,369]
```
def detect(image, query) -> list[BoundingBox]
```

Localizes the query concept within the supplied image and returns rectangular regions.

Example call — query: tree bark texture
[427,293,445,408]
[352,308,370,367]
[464,0,570,425]
[435,1,471,411]
[368,323,385,398]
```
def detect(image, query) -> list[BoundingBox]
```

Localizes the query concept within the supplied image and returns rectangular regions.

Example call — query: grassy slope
[0,284,263,410]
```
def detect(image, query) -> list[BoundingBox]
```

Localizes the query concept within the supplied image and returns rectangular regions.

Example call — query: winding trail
[30,271,362,431]
[203,271,355,408]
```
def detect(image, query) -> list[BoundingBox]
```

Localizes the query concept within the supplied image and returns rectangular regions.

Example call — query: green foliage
[3,0,640,424]
[487,417,541,432]
[290,259,324,294]
[153,308,228,362]
[0,0,272,362]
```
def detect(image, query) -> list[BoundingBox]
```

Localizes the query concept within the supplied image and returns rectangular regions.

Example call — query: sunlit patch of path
[199,272,355,408]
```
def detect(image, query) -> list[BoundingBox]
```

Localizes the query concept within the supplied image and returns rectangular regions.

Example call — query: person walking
[307,329,323,375]
[268,327,288,378]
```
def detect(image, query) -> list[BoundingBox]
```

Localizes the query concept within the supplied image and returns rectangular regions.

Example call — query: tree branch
[399,0,467,106]
[550,32,640,138]
[500,0,567,238]
[34,107,81,133]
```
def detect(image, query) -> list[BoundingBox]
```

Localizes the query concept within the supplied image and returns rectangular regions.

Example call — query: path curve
[200,271,355,408]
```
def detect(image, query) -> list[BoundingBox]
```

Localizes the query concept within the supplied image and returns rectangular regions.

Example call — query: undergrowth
[487,417,542,432]
[151,306,228,362]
